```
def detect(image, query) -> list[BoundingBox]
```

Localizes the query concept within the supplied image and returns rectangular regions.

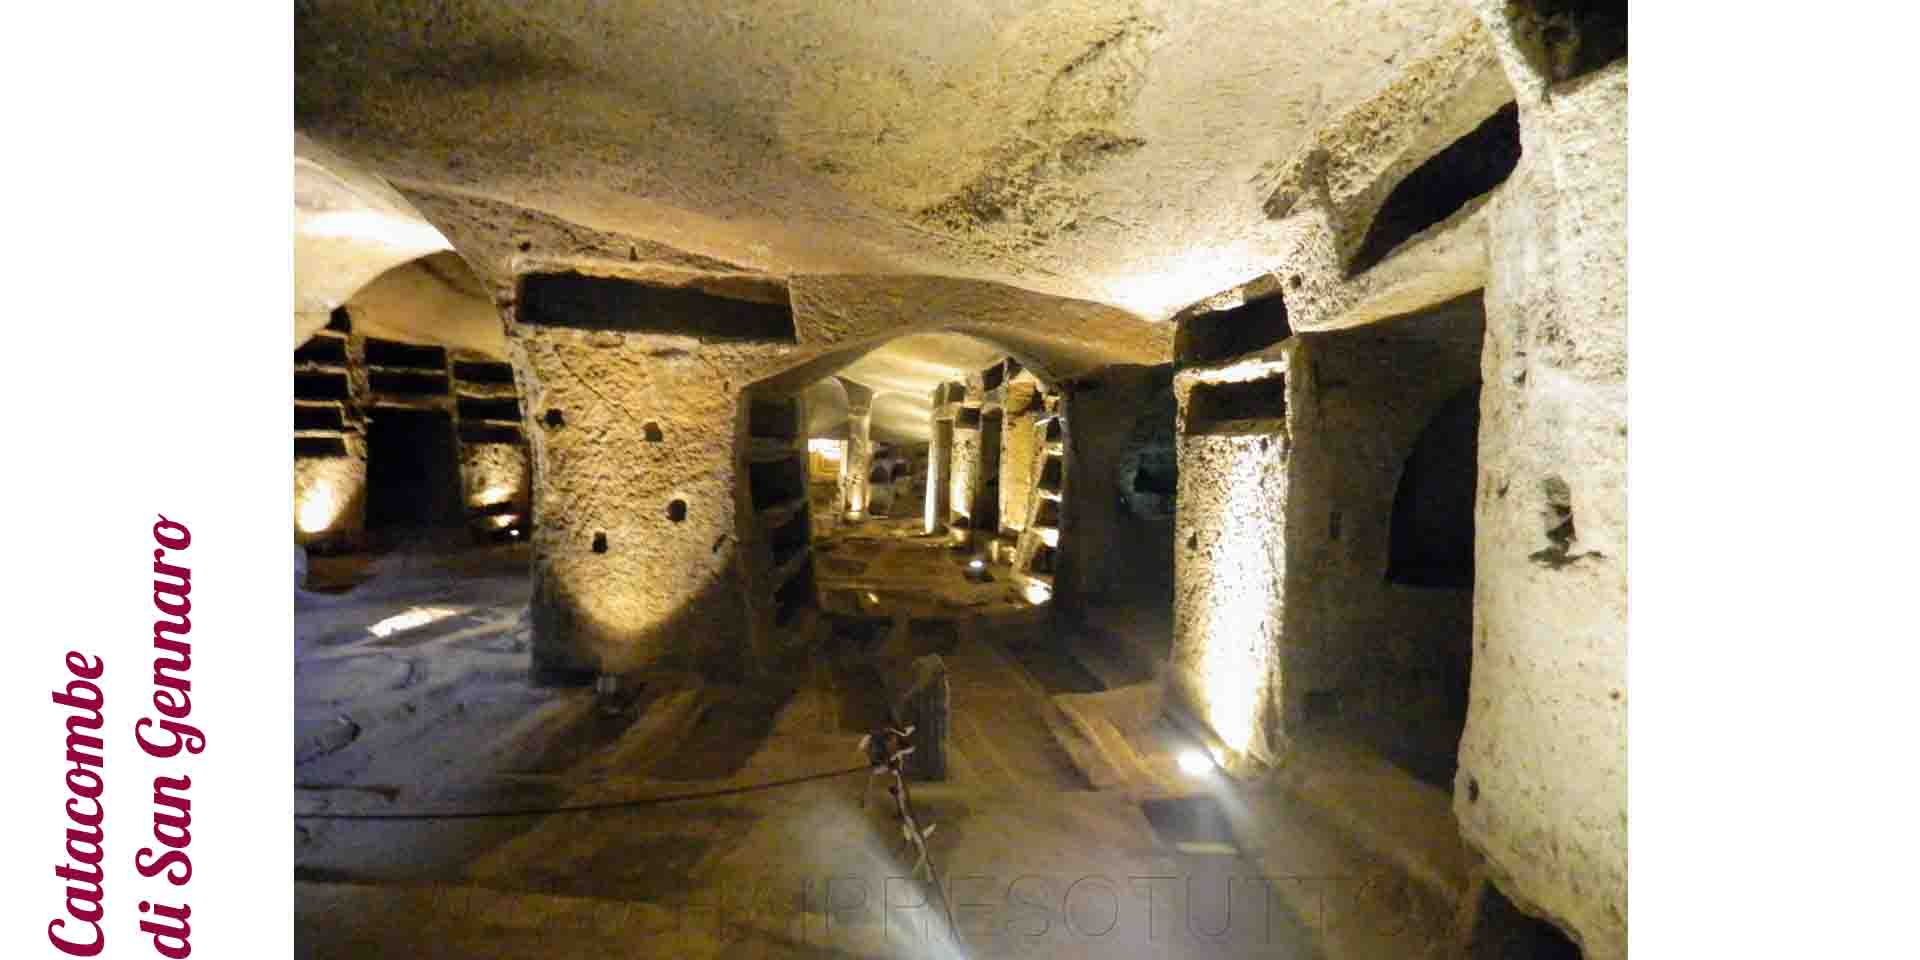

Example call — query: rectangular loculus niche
[518,272,798,343]
[1176,293,1291,367]
[1185,376,1288,436]
[364,338,448,370]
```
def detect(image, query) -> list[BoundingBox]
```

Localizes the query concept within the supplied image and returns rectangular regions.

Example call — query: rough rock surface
[295,0,1471,318]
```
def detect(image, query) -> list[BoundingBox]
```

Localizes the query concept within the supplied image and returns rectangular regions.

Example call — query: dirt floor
[295,524,1455,958]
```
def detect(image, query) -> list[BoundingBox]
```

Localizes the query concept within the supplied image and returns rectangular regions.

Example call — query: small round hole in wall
[544,408,565,429]
[667,499,688,523]
[1187,533,1198,552]
[1468,777,1480,804]
[644,421,664,442]
[591,532,608,553]
[1290,275,1303,290]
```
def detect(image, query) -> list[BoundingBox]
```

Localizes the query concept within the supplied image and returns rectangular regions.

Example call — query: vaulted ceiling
[296,0,1470,321]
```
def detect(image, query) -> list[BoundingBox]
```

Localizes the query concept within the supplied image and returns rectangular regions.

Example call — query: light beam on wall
[296,485,345,534]
[1192,440,1281,759]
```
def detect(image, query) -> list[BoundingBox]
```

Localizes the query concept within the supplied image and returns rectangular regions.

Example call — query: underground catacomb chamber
[292,10,1629,953]
[739,334,1072,648]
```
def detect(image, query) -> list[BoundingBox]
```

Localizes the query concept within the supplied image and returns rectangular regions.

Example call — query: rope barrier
[293,764,870,821]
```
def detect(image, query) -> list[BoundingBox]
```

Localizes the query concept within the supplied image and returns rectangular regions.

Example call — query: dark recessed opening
[453,360,515,385]
[982,362,1005,392]
[973,410,1003,532]
[519,272,797,343]
[750,458,806,510]
[368,370,450,397]
[644,421,664,443]
[825,615,890,655]
[294,436,349,459]
[1469,882,1582,960]
[1029,544,1057,575]
[1304,689,1343,724]
[543,408,565,429]
[294,405,347,432]
[773,564,815,627]
[667,499,688,523]
[364,338,448,370]
[294,336,348,367]
[458,396,521,423]
[592,532,609,553]
[1037,457,1064,493]
[458,422,523,446]
[364,408,463,533]
[1127,459,1177,516]
[326,307,351,333]
[1032,498,1061,530]
[1131,455,1178,497]
[1507,0,1628,85]
[868,464,891,484]
[749,398,799,439]
[1387,384,1481,588]
[1529,475,1582,568]
[1350,103,1521,276]
[1140,795,1240,855]
[956,407,981,429]
[769,512,808,568]
[1044,419,1064,444]
[1186,377,1288,434]
[1176,293,1292,367]
[295,371,352,402]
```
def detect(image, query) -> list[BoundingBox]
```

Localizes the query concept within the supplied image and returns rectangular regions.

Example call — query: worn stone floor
[295,526,1457,958]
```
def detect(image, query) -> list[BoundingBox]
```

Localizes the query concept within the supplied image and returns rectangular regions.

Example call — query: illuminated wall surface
[949,414,980,530]
[463,441,531,526]
[294,452,366,541]
[998,382,1044,536]
[1170,396,1290,765]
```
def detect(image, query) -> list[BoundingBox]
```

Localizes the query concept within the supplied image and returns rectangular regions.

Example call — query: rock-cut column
[837,379,874,520]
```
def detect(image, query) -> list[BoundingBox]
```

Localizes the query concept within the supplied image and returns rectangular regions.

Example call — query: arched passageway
[740,331,1075,651]
[292,249,532,572]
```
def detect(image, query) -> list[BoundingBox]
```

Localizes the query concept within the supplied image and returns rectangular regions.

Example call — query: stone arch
[294,136,460,345]
[1387,383,1481,589]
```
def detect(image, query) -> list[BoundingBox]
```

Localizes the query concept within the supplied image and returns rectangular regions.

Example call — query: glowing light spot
[297,487,344,534]
[474,485,515,507]
[968,558,985,571]
[367,606,461,639]
[1178,748,1215,777]
[808,438,844,461]
[1022,579,1054,605]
